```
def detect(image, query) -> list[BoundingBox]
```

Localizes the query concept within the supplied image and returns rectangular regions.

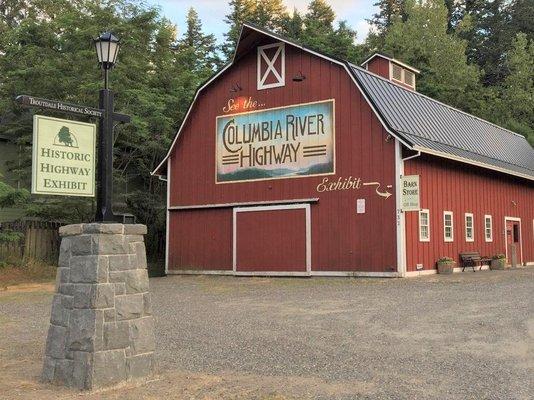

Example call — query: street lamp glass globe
[94,32,120,69]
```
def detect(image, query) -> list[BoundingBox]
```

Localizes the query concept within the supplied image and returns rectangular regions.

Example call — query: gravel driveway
[1,269,533,399]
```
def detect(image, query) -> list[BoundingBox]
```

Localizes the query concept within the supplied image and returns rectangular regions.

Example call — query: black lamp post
[93,32,120,222]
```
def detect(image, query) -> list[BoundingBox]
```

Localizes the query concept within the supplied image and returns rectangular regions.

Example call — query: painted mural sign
[400,175,420,211]
[32,115,96,197]
[216,99,334,183]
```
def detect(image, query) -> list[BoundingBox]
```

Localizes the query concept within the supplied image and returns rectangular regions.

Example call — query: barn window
[404,70,415,87]
[465,213,474,242]
[419,209,430,242]
[390,63,416,89]
[444,211,454,242]
[484,215,493,242]
[257,42,285,90]
[391,64,402,82]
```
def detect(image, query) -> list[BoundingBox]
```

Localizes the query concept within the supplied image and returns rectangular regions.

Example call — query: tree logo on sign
[53,126,79,148]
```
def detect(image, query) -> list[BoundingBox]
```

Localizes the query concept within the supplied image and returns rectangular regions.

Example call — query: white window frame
[443,211,454,242]
[465,213,474,242]
[389,62,416,89]
[257,42,285,90]
[419,209,430,242]
[484,215,493,242]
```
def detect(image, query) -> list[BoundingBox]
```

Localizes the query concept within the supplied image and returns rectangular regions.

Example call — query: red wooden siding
[366,57,389,79]
[404,154,534,271]
[168,208,233,270]
[168,39,398,272]
[236,208,307,272]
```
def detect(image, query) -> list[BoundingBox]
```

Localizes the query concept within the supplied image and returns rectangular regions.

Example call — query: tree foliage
[0,0,220,256]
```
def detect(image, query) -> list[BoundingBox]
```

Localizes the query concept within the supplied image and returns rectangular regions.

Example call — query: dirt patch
[0,259,55,289]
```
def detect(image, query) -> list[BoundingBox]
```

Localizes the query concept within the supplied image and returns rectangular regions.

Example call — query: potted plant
[437,257,455,274]
[490,254,506,270]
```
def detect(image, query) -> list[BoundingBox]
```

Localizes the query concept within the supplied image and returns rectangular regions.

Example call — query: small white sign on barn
[400,175,420,211]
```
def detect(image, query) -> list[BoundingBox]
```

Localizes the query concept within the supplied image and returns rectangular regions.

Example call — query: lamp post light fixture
[94,32,120,89]
[93,32,121,222]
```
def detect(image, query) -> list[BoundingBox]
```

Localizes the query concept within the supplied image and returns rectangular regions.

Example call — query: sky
[145,0,377,44]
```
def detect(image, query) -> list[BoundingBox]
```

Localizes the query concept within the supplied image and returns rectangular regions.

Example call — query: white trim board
[169,198,319,211]
[165,157,171,275]
[166,270,233,276]
[165,270,401,278]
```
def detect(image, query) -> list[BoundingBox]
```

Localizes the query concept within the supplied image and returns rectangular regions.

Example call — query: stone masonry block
[143,293,152,316]
[73,284,114,309]
[45,325,67,359]
[72,351,93,389]
[129,317,155,355]
[110,270,149,294]
[92,234,128,255]
[92,350,127,388]
[59,224,83,237]
[115,294,144,320]
[124,234,144,244]
[50,295,69,327]
[54,359,74,386]
[42,356,56,382]
[126,269,149,294]
[67,309,96,351]
[130,242,147,269]
[83,223,124,234]
[103,321,130,350]
[123,224,147,235]
[93,310,104,352]
[58,283,74,296]
[108,254,134,271]
[70,235,93,256]
[70,255,108,284]
[104,308,116,322]
[57,238,71,268]
[114,282,126,295]
[127,353,154,380]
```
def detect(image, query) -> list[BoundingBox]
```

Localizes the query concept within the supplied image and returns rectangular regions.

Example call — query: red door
[505,220,521,265]
[234,205,309,273]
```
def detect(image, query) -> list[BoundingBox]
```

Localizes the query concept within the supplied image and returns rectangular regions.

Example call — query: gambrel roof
[153,24,534,181]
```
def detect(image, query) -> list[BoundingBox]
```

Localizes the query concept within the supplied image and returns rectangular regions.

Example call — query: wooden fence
[0,219,61,262]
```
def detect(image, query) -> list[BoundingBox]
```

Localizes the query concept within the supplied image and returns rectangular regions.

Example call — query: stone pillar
[42,223,155,390]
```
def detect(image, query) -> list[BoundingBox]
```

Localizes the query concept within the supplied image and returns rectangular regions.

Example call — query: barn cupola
[361,53,420,91]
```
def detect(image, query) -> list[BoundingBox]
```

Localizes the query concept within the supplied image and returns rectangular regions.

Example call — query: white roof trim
[361,53,421,74]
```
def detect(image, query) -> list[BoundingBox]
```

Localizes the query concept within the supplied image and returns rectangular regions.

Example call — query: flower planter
[437,261,455,274]
[490,258,506,270]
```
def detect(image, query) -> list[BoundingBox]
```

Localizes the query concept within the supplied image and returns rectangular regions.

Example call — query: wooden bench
[459,252,491,272]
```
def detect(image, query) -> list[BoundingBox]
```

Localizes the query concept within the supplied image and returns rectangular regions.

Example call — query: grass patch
[0,257,56,288]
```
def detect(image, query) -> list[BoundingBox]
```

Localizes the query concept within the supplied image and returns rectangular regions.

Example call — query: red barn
[152,24,534,277]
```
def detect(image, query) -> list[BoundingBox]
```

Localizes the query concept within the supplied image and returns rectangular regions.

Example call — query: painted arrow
[363,182,393,199]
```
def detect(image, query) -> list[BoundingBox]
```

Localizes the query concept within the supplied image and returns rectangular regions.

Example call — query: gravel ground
[0,269,533,399]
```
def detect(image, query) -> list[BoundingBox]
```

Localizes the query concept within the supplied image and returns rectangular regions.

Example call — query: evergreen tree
[300,0,362,62]
[382,0,481,111]
[253,0,287,31]
[497,33,534,144]
[281,8,304,40]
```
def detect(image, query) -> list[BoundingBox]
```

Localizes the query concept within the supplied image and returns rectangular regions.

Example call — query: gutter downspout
[402,151,421,162]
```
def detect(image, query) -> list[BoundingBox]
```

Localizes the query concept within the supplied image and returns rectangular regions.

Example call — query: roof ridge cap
[350,64,529,142]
